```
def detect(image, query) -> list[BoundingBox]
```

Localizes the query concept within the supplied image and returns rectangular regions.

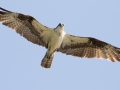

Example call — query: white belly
[48,30,66,53]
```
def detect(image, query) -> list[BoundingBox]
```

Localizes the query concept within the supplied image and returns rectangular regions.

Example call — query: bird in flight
[0,7,120,68]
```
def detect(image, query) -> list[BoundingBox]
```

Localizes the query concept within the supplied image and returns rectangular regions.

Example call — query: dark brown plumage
[0,7,52,49]
[57,34,120,62]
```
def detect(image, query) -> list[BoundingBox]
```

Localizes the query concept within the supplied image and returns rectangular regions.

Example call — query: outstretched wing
[57,34,120,62]
[0,7,53,48]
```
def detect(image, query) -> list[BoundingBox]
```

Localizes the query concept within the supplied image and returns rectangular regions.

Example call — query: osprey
[0,7,120,68]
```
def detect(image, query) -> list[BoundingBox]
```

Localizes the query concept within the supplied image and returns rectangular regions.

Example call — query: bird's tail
[41,52,54,68]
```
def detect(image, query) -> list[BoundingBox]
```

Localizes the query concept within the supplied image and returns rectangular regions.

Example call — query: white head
[55,23,64,30]
[58,23,64,27]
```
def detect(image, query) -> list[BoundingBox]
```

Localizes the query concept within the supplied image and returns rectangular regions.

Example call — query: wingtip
[0,7,5,10]
[0,7,3,9]
[0,7,11,12]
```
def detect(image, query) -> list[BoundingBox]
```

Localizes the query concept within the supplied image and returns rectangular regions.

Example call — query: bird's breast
[48,30,66,52]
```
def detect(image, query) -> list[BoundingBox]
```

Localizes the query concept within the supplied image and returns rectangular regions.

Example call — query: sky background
[0,0,120,90]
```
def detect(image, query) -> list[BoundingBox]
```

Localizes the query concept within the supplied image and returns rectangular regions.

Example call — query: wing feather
[90,48,95,58]
[58,34,120,62]
[0,7,53,48]
[77,48,83,57]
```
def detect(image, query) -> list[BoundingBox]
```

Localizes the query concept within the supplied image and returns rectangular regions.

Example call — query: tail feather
[41,52,54,68]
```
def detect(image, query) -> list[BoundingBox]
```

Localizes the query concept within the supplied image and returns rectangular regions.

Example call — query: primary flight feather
[0,7,120,68]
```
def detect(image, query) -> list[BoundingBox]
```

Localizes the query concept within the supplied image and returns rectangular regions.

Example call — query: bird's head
[56,23,64,28]
[55,23,64,30]
[58,23,64,27]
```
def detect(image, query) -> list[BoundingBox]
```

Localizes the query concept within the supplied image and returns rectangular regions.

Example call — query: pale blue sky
[0,0,120,90]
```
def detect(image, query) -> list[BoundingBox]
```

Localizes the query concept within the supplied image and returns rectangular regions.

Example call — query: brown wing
[0,7,53,48]
[57,34,120,62]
